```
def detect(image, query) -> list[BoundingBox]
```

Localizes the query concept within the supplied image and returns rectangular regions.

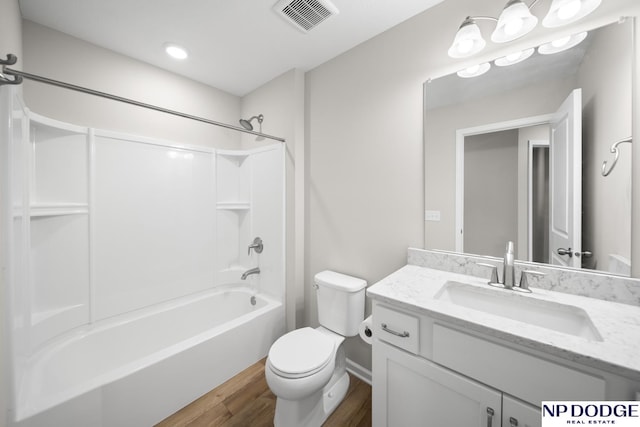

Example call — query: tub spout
[241,267,260,280]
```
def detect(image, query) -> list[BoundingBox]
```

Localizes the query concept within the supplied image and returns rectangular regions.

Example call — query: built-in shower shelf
[217,150,250,165]
[30,203,89,217]
[216,201,250,211]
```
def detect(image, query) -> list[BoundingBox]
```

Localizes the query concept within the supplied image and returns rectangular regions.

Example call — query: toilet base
[273,371,350,427]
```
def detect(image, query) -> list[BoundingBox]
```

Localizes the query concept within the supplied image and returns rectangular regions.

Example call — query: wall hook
[601,137,632,177]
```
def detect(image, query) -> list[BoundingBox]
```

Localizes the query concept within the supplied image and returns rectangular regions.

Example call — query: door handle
[557,247,573,257]
[381,323,410,338]
[575,250,593,258]
[486,407,495,427]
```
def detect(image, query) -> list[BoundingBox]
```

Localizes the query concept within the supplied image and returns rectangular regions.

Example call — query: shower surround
[0,87,286,426]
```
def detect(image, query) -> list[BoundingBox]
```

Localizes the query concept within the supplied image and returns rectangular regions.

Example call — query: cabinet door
[502,395,540,427]
[373,341,502,427]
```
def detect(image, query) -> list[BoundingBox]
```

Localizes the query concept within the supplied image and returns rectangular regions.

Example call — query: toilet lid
[268,327,335,378]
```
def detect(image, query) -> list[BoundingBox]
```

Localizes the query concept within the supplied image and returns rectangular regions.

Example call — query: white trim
[455,114,554,252]
[346,358,372,385]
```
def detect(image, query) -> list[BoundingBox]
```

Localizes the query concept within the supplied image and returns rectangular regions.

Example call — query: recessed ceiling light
[164,43,188,60]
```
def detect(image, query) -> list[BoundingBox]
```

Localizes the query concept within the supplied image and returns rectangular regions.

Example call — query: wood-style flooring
[156,358,372,427]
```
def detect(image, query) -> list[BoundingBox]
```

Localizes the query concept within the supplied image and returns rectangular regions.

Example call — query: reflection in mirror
[424,19,633,276]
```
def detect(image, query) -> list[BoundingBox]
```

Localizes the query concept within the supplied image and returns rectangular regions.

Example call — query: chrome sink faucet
[476,241,546,292]
[502,241,515,289]
[241,267,260,280]
[476,241,515,289]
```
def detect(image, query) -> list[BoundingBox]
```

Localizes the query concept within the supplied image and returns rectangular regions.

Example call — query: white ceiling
[18,0,444,96]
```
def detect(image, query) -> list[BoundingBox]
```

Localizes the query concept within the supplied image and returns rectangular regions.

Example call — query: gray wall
[239,69,306,330]
[22,20,241,150]
[578,21,633,272]
[464,130,519,258]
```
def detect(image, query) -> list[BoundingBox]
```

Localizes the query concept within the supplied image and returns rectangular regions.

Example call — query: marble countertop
[367,264,640,381]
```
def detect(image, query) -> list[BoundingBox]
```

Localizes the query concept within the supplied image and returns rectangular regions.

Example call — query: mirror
[424,19,633,276]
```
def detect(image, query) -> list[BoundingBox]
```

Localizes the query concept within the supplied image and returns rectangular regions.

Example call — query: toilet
[265,270,366,427]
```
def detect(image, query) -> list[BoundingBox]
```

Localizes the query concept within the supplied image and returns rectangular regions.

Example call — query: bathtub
[12,286,285,427]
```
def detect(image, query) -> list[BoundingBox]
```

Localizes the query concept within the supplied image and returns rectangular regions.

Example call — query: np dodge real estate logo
[542,401,640,426]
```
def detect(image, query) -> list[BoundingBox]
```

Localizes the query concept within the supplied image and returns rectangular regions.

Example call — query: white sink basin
[434,281,602,341]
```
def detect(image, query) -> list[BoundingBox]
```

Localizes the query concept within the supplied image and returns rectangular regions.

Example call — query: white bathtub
[12,286,285,427]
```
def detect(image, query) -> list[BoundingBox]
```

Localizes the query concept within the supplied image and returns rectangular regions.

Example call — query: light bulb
[466,64,480,74]
[457,62,491,78]
[457,39,474,54]
[506,51,522,61]
[552,35,571,48]
[539,31,587,55]
[495,48,535,66]
[504,18,524,36]
[557,0,581,20]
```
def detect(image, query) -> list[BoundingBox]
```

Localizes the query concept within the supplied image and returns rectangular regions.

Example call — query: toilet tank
[314,270,366,337]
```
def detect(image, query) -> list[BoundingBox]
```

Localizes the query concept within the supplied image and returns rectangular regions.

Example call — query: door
[373,340,502,427]
[549,89,582,268]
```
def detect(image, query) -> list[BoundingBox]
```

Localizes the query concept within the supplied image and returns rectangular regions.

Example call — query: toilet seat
[268,327,335,379]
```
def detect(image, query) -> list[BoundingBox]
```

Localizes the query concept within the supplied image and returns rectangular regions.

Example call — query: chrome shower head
[239,114,264,131]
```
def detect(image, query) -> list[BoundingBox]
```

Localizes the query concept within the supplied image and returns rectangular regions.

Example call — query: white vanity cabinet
[370,302,626,427]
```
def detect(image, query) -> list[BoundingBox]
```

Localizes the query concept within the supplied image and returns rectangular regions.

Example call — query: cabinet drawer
[432,324,605,405]
[374,305,419,354]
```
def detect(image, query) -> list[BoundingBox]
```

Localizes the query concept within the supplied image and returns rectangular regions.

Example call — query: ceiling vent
[273,0,339,33]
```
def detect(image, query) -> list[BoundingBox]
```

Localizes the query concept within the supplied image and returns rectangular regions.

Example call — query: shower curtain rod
[0,54,285,143]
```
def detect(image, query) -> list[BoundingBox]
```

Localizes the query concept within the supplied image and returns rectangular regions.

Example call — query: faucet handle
[475,262,499,285]
[517,270,545,292]
[248,237,263,255]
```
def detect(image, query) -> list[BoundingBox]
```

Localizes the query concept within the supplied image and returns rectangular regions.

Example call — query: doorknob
[575,250,593,258]
[557,247,573,257]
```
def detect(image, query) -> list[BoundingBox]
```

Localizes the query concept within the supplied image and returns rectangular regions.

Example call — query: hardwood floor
[156,358,372,427]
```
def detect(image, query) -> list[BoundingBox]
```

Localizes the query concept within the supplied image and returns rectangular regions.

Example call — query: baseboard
[346,358,372,385]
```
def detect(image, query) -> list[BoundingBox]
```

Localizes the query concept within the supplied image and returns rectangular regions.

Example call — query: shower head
[239,114,264,131]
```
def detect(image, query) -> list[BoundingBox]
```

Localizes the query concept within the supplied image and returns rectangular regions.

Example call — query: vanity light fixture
[495,47,535,66]
[457,62,491,78]
[542,0,601,27]
[448,0,600,59]
[538,31,587,54]
[448,0,538,58]
[164,43,189,60]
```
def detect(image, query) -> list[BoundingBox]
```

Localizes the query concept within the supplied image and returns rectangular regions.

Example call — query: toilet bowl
[266,327,348,427]
[265,271,366,427]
